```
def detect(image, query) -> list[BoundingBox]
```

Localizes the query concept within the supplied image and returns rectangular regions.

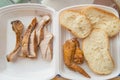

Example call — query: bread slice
[59,10,92,38]
[81,6,120,37]
[82,29,114,74]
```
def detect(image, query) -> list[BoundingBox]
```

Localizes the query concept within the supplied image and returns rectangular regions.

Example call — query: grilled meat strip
[21,17,37,57]
[36,15,50,46]
[7,20,24,62]
[27,16,50,58]
[40,28,53,61]
[28,30,38,58]
[36,15,53,61]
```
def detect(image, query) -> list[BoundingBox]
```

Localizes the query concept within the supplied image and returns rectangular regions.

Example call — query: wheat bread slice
[82,29,114,74]
[81,6,120,37]
[59,10,92,38]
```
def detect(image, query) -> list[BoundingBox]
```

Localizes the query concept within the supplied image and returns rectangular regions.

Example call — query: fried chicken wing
[63,38,90,78]
[73,39,84,64]
[36,15,50,46]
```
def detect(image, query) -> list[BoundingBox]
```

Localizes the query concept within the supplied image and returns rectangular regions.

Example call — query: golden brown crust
[7,20,24,62]
[63,38,90,78]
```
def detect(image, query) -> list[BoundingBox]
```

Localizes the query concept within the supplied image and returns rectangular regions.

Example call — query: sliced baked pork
[28,30,38,58]
[40,28,53,61]
[36,15,51,46]
[21,17,37,57]
[35,15,53,61]
[7,20,24,62]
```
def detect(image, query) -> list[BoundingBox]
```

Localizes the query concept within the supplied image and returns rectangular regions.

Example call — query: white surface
[58,4,120,80]
[0,3,58,80]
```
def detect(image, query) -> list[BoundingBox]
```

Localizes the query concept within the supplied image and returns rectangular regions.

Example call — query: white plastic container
[58,4,120,80]
[0,3,119,80]
[0,4,58,80]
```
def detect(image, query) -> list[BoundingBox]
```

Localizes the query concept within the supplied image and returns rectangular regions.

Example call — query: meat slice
[7,20,24,62]
[40,28,53,61]
[28,30,38,58]
[45,44,53,61]
[36,15,50,46]
[27,16,50,58]
[36,15,53,61]
[21,17,37,57]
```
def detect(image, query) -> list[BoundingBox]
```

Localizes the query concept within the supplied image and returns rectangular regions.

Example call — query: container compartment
[58,4,120,80]
[0,4,58,80]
